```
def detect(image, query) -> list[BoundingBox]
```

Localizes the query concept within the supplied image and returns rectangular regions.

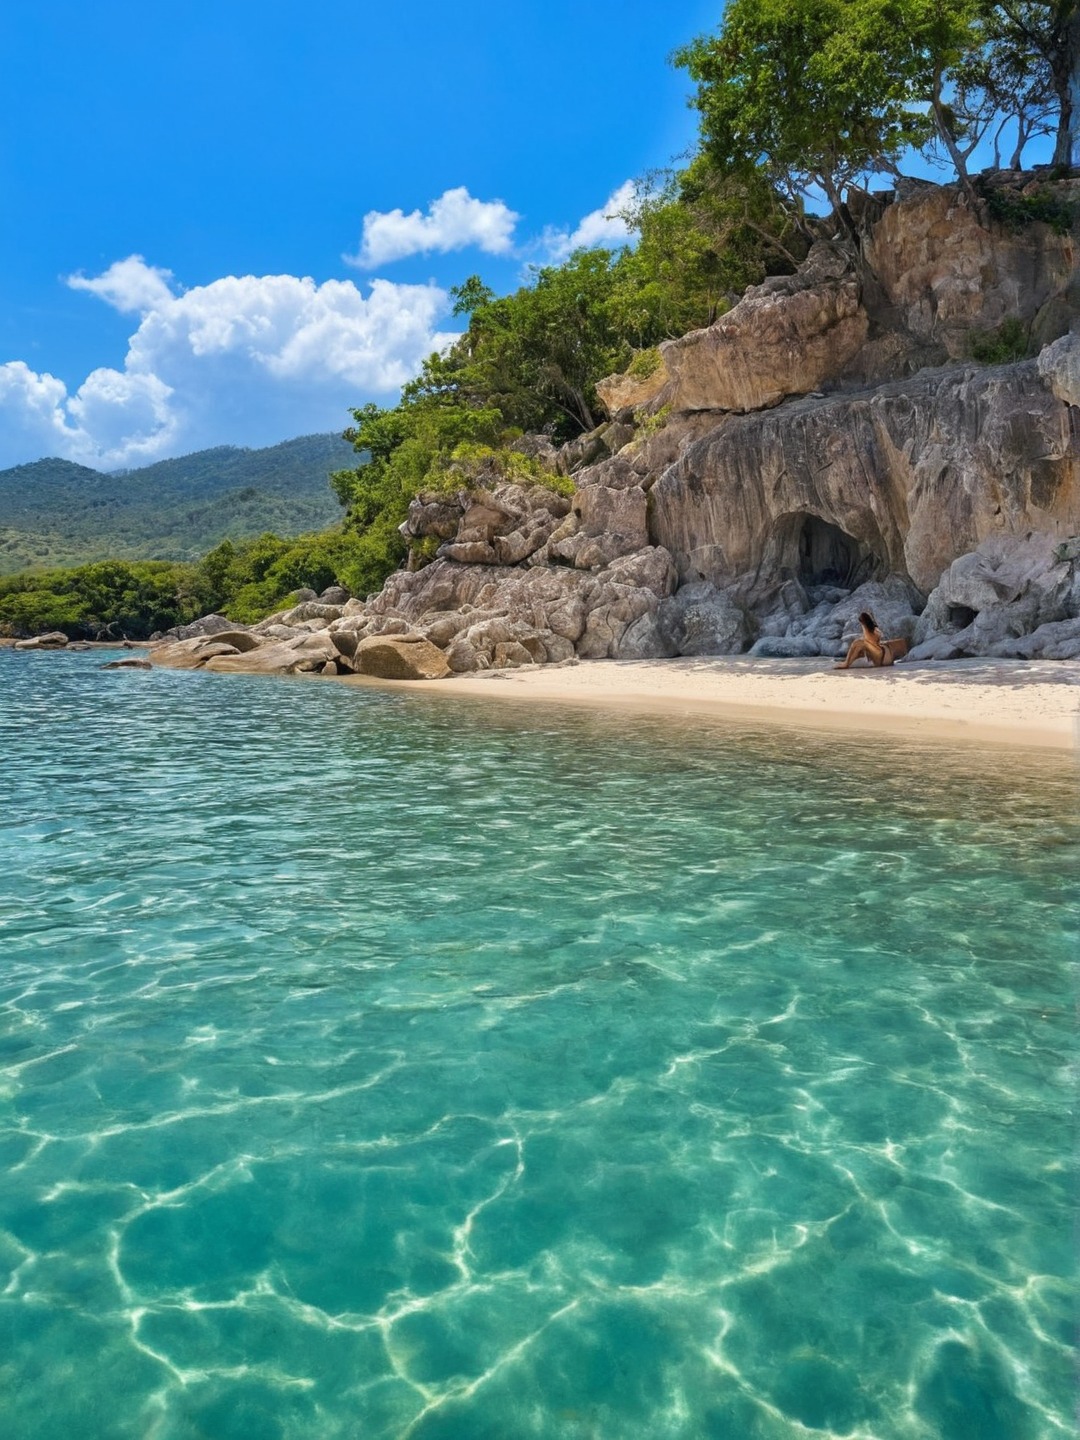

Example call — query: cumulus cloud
[543,181,637,262]
[347,186,519,268]
[0,261,458,469]
[66,255,176,315]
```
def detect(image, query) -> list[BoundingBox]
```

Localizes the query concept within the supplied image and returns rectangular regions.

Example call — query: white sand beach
[375,657,1080,751]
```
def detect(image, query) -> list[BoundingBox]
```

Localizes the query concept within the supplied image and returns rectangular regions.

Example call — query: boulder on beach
[354,635,451,680]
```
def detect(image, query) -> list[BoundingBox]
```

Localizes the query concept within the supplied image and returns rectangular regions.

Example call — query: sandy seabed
[349,656,1080,752]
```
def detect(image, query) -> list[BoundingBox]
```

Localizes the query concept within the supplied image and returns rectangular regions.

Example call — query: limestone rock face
[354,635,451,680]
[863,182,1078,359]
[661,244,869,413]
[1038,332,1080,408]
[349,547,675,665]
[401,483,572,569]
[543,483,650,569]
[651,361,1079,599]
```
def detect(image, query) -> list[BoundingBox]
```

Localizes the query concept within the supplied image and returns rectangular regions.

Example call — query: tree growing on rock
[674,0,942,221]
[677,0,1078,222]
[978,1,1079,167]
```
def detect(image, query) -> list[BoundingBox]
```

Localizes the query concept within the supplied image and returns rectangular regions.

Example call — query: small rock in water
[101,658,153,670]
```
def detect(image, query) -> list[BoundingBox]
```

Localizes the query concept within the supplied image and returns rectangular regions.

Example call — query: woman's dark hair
[859,611,878,632]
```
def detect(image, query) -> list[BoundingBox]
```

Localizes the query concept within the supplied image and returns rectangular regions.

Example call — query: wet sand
[373,656,1080,752]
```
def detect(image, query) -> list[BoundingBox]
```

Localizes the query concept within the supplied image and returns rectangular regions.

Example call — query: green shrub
[968,317,1029,365]
[980,185,1077,238]
[626,346,662,379]
[634,403,673,438]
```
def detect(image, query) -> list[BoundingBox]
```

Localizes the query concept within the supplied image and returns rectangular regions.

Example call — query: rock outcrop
[147,174,1080,677]
[650,360,1078,598]
[13,631,69,650]
[1038,331,1080,407]
[862,178,1078,359]
[661,244,869,413]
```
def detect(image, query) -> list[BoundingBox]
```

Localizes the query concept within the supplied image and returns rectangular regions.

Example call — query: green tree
[979,2,1079,166]
[675,0,939,220]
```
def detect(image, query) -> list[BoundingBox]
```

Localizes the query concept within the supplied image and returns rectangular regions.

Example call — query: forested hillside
[0,433,352,574]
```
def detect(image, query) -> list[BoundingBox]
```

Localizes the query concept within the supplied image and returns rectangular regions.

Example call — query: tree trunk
[1051,6,1079,167]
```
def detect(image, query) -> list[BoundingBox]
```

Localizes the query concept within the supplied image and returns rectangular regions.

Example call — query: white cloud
[0,261,458,469]
[543,181,637,262]
[66,255,176,315]
[347,186,519,268]
[0,183,643,471]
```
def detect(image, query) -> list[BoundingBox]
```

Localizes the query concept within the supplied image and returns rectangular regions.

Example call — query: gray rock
[615,612,677,660]
[914,532,1076,653]
[1037,332,1080,408]
[907,634,969,661]
[656,581,751,656]
[165,613,236,641]
[279,601,346,624]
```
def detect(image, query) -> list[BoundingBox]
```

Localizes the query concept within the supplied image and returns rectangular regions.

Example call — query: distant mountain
[0,433,356,574]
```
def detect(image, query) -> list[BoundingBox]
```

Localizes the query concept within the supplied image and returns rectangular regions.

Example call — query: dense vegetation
[0,528,368,639]
[7,2,1068,639]
[0,434,351,575]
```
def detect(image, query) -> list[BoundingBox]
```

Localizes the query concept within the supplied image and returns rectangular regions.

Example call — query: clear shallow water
[0,649,1075,1440]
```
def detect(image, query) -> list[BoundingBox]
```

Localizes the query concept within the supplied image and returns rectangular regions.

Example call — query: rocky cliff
[151,173,1080,678]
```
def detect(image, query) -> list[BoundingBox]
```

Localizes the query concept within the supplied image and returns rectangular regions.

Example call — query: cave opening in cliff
[948,605,978,629]
[797,516,879,590]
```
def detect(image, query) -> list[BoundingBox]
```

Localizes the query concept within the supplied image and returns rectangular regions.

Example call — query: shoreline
[6,641,1077,751]
[343,656,1080,752]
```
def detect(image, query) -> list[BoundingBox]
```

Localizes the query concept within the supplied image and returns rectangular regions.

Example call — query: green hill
[0,433,355,574]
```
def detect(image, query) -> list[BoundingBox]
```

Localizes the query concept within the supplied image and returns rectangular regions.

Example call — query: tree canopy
[675,0,1077,209]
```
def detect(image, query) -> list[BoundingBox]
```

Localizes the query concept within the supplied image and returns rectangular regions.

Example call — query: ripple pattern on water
[0,650,1076,1439]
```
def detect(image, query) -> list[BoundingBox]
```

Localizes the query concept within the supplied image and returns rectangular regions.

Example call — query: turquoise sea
[0,647,1075,1440]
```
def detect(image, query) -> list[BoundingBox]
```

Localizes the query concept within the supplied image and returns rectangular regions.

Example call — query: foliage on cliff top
[675,0,1077,215]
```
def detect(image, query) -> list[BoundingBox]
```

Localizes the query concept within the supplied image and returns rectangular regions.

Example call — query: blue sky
[0,0,722,469]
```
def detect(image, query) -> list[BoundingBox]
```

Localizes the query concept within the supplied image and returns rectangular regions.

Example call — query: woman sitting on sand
[835,611,910,668]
